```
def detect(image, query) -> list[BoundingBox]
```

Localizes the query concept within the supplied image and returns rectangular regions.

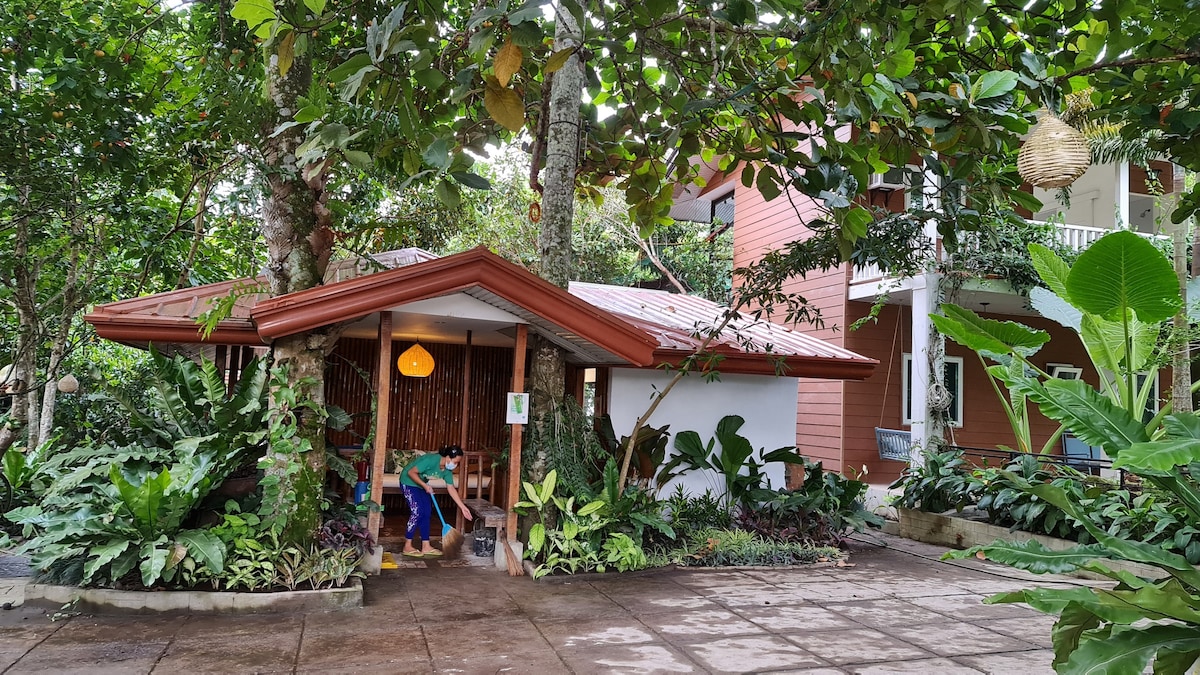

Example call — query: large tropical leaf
[175,529,225,574]
[1117,439,1200,472]
[82,539,132,583]
[1029,243,1073,300]
[111,465,171,540]
[932,304,1049,357]
[1004,473,1200,588]
[1079,312,1157,392]
[713,415,754,479]
[1005,377,1149,453]
[1053,603,1102,669]
[1066,230,1181,323]
[1095,579,1200,625]
[1061,624,1200,675]
[1030,286,1083,332]
[961,539,1112,574]
[139,537,170,587]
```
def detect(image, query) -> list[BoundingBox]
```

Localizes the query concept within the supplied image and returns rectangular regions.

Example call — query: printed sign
[506,392,530,425]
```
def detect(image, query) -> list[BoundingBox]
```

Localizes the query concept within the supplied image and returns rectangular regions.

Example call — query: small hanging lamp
[397,343,435,377]
[1017,108,1091,189]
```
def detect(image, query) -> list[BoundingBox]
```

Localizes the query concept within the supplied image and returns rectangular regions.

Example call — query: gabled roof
[253,248,660,366]
[84,247,877,378]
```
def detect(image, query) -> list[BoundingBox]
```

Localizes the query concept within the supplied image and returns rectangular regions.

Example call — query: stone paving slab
[0,533,1110,673]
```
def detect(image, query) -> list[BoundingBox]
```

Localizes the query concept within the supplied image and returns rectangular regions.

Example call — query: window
[902,354,964,427]
[1048,364,1083,380]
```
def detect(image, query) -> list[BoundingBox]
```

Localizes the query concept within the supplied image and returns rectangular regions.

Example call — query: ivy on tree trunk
[527,9,583,484]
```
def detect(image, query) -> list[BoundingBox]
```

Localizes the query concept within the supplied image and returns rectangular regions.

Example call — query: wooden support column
[367,311,393,544]
[506,324,527,541]
[456,330,473,530]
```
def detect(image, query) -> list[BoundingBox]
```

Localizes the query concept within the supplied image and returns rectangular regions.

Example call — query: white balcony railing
[850,222,1163,285]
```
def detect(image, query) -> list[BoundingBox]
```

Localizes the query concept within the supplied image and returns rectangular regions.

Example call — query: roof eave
[650,350,879,379]
[85,313,264,346]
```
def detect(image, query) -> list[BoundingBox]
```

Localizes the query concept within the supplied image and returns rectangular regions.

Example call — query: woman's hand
[424,483,434,495]
[460,504,473,521]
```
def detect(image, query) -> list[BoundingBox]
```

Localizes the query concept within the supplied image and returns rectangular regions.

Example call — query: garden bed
[24,578,362,615]
[898,507,1169,580]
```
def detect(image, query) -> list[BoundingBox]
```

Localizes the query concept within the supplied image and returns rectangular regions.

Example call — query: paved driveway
[0,534,1086,674]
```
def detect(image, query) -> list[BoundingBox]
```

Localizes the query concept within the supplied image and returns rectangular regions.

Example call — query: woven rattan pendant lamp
[397,342,435,377]
[1017,108,1091,188]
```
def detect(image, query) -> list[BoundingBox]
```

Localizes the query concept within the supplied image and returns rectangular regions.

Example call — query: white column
[910,276,932,464]
[909,162,944,464]
[1117,162,1130,229]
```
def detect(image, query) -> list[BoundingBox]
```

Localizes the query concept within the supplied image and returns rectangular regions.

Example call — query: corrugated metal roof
[568,282,873,364]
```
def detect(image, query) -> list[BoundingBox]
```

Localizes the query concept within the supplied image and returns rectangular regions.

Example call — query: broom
[429,497,464,558]
[501,537,525,577]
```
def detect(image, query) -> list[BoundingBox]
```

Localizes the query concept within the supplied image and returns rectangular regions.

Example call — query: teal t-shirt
[400,452,454,487]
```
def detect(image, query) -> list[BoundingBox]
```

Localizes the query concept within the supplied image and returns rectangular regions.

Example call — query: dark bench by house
[463,498,507,536]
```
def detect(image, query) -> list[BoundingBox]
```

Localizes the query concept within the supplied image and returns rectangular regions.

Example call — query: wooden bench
[463,498,507,540]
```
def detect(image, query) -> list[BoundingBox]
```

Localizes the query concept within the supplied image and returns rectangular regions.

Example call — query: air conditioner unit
[867,167,905,191]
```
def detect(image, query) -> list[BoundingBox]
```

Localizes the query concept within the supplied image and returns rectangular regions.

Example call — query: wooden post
[367,311,393,543]
[506,324,527,540]
[457,330,472,529]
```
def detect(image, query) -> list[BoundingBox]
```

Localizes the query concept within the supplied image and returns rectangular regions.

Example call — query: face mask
[445,461,457,470]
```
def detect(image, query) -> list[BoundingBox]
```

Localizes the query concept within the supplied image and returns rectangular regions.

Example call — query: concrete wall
[608,368,800,497]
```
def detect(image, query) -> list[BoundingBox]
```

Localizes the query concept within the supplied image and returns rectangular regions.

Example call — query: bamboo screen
[326,337,514,453]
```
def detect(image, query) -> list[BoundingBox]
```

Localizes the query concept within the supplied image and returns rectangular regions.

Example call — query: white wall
[1033,163,1118,229]
[607,368,800,498]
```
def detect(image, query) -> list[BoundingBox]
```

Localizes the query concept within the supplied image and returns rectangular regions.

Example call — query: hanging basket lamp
[397,343,435,377]
[57,374,79,393]
[1017,108,1091,189]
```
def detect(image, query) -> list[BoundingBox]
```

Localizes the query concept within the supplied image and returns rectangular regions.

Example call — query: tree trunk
[527,9,583,483]
[258,8,336,543]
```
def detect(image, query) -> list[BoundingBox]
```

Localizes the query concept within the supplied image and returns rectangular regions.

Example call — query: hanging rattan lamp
[1017,108,1091,189]
[397,342,435,377]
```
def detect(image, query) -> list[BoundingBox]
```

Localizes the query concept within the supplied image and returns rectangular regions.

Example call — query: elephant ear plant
[936,231,1200,673]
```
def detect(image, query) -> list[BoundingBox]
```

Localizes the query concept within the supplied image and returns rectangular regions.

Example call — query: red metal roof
[84,248,876,378]
[569,282,877,379]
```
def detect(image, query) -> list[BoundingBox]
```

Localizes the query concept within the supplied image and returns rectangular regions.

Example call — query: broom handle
[430,492,450,530]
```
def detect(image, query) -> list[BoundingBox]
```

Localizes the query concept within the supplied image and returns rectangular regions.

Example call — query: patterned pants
[402,485,431,541]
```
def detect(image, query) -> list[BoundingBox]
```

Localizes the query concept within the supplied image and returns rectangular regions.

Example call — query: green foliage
[939,230,1200,672]
[673,528,843,568]
[662,486,733,540]
[525,398,609,500]
[944,218,1077,296]
[514,465,671,579]
[598,415,671,490]
[889,448,981,514]
[739,459,884,547]
[5,352,269,588]
[661,415,802,509]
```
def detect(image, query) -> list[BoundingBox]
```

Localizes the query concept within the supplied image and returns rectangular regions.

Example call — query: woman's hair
[438,444,464,458]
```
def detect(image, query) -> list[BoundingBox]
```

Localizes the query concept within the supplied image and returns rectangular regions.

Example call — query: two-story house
[672,156,1180,486]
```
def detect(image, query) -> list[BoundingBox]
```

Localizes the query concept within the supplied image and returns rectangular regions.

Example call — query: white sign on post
[506,392,530,425]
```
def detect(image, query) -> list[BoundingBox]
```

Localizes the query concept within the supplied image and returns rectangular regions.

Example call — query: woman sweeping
[400,445,473,557]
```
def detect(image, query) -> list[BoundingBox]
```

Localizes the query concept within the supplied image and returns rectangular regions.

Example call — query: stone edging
[897,507,1167,580]
[24,577,362,614]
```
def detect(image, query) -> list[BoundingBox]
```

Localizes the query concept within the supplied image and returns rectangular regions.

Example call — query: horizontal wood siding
[839,306,1130,483]
[326,338,512,453]
[842,303,907,482]
[732,161,850,482]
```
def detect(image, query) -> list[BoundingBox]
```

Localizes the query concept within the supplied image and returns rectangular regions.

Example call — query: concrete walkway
[0,533,1095,674]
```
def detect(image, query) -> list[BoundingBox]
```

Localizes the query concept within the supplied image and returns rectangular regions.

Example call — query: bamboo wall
[326,338,513,453]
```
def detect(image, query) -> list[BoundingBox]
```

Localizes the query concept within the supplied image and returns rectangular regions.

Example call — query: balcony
[849,221,1170,306]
